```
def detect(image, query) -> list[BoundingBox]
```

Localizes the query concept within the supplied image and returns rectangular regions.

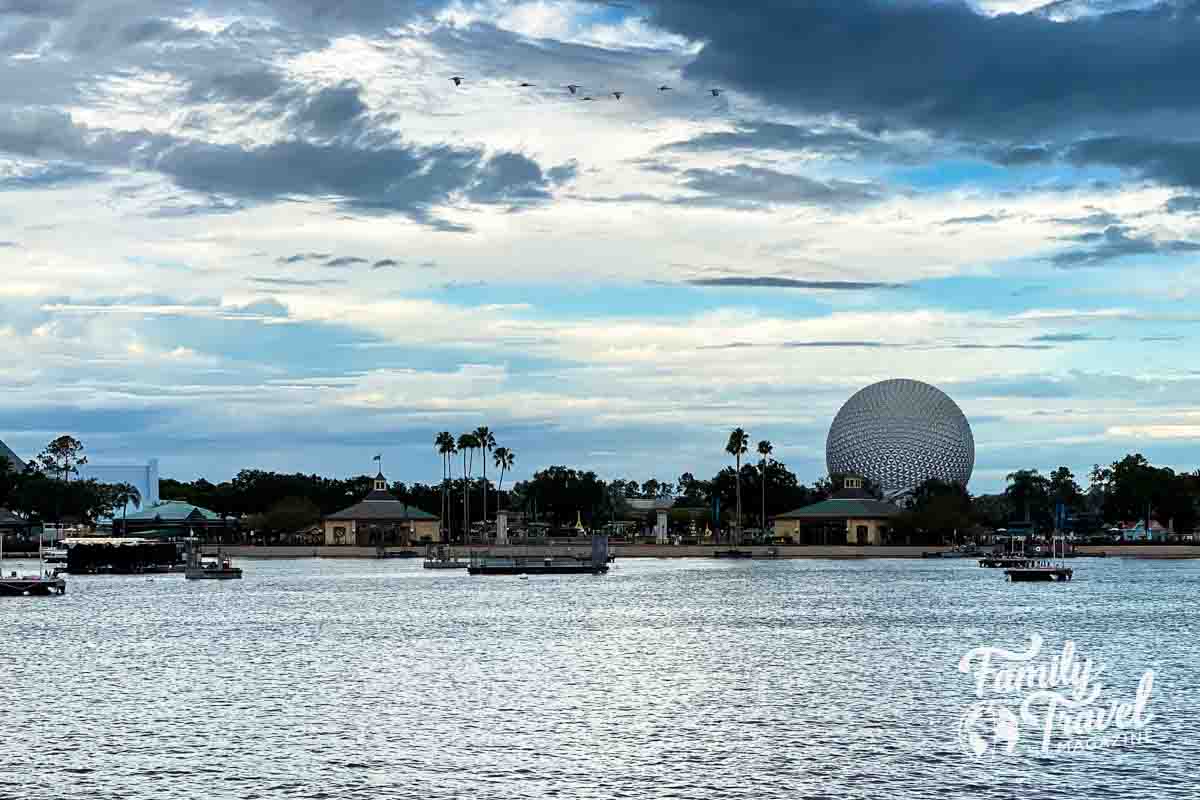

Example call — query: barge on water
[1006,565,1074,582]
[468,535,610,576]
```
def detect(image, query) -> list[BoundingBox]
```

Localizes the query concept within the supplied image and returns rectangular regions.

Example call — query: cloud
[685,276,904,291]
[1032,332,1114,343]
[0,108,573,228]
[670,165,885,209]
[660,121,895,160]
[1046,209,1122,227]
[276,253,332,264]
[1050,224,1200,267]
[293,82,369,137]
[247,276,347,287]
[1066,137,1200,189]
[185,68,288,104]
[1166,195,1200,213]
[372,259,402,269]
[942,213,1004,226]
[325,256,368,268]
[0,241,18,248]
[647,1,1200,138]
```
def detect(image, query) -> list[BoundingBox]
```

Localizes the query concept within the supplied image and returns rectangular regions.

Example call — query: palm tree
[493,447,515,509]
[457,432,478,543]
[725,428,749,546]
[757,440,773,541]
[474,426,496,526]
[112,482,141,536]
[435,432,456,542]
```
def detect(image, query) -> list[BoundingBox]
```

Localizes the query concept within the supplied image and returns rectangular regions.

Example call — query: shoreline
[174,544,1200,560]
[7,544,1196,562]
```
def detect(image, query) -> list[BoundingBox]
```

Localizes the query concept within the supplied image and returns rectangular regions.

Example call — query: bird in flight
[658,85,672,92]
[451,76,463,86]
[519,82,535,88]
[612,91,623,100]
[566,84,580,94]
[710,88,722,97]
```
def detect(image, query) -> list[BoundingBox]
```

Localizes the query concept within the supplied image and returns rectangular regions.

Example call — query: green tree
[1005,469,1051,528]
[436,432,456,541]
[474,426,496,523]
[37,435,87,483]
[724,428,749,545]
[493,446,515,510]
[457,432,478,542]
[0,456,19,509]
[757,440,773,530]
[111,482,141,534]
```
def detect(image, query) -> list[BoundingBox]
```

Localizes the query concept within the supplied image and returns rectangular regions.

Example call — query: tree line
[2,432,1197,542]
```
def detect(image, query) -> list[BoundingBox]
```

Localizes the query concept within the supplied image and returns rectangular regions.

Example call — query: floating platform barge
[713,549,754,559]
[1006,565,1074,582]
[468,535,610,576]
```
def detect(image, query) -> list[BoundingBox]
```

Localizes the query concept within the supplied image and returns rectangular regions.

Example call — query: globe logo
[826,378,974,494]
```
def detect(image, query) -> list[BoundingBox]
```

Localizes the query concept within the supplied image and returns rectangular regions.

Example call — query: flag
[373,454,381,461]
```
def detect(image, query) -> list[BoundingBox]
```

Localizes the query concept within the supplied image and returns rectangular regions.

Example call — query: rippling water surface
[3,557,1198,799]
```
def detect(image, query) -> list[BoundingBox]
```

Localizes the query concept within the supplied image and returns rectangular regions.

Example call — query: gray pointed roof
[326,487,439,522]
[0,439,25,472]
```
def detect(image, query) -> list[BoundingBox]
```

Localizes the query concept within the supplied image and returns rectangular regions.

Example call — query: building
[116,499,235,541]
[826,379,974,495]
[78,458,160,516]
[324,472,440,546]
[0,507,33,543]
[0,438,25,472]
[772,477,901,545]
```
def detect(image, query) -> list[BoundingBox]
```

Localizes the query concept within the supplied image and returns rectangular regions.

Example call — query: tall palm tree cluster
[434,427,515,544]
[724,428,773,546]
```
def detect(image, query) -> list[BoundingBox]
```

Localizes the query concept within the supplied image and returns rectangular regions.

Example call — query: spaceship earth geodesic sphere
[825,379,974,493]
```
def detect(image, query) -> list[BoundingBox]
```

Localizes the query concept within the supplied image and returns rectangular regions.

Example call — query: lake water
[3,557,1197,799]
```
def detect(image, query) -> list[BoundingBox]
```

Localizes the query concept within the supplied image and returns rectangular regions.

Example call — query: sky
[2,0,1200,493]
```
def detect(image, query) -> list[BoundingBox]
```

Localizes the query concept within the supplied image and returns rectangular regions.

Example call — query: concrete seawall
[212,544,1200,560]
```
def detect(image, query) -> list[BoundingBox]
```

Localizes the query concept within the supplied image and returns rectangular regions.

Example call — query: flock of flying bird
[448,75,723,102]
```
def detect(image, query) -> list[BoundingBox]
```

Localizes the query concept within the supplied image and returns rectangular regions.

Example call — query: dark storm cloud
[985,145,1054,166]
[1066,137,1200,188]
[645,0,1200,138]
[686,276,903,291]
[670,165,885,209]
[1051,225,1200,267]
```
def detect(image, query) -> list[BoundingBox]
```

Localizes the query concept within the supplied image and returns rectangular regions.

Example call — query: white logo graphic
[956,634,1154,755]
